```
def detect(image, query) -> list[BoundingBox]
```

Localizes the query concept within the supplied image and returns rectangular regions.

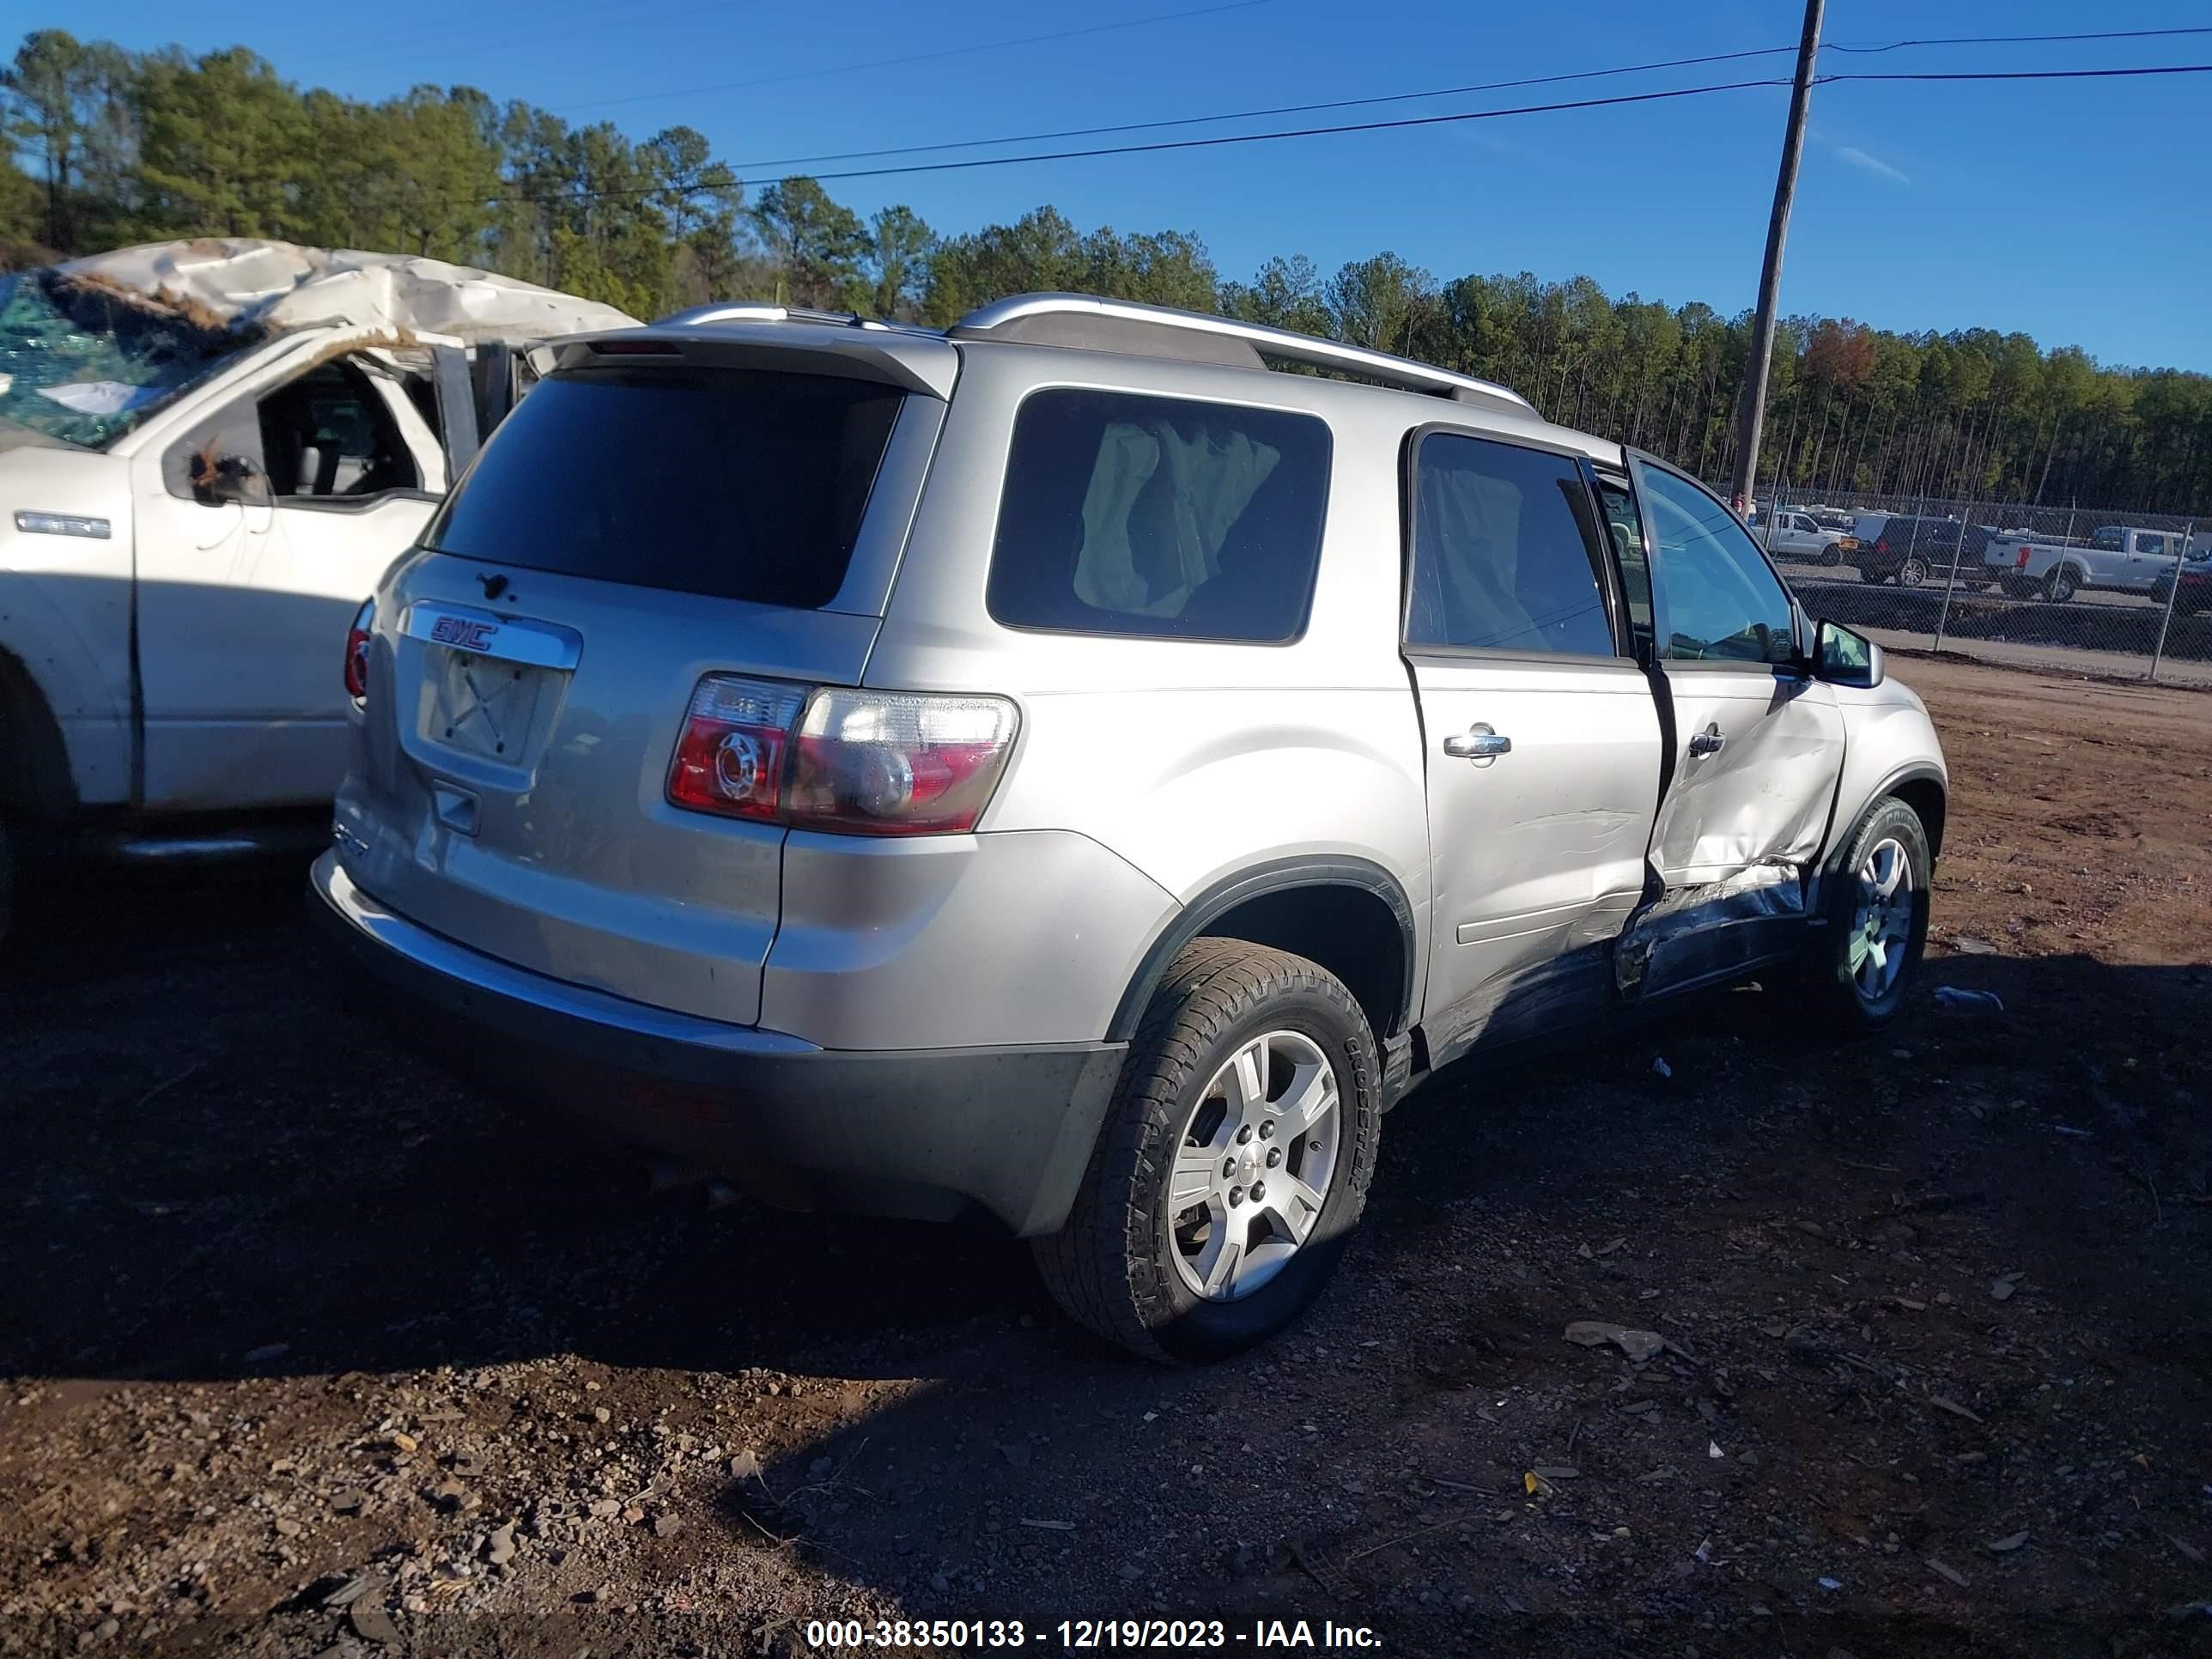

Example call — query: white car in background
[0,239,635,945]
[1754,508,1858,567]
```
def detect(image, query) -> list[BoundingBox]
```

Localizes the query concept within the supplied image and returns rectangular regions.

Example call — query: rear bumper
[308,853,1125,1236]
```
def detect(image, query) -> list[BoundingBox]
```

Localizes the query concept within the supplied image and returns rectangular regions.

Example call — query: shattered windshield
[0,268,261,449]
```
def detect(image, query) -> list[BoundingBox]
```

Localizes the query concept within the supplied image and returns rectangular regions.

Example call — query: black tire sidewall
[1137,975,1378,1363]
[1822,799,1932,1029]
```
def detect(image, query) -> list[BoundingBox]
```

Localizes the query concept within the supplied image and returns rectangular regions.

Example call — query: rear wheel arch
[1108,859,1415,1046]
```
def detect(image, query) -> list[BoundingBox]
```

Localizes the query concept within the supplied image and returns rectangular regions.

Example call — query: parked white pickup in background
[1986,525,2207,601]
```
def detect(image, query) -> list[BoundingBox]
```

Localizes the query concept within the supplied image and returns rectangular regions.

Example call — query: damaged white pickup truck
[0,239,633,944]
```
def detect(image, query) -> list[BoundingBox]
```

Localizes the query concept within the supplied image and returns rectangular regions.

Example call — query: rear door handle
[1687,725,1726,757]
[1443,723,1512,760]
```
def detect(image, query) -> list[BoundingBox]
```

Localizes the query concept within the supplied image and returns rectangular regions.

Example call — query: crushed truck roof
[57,238,638,342]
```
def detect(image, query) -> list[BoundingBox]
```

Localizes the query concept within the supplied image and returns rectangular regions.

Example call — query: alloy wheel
[1166,1030,1342,1303]
[1849,837,1915,1004]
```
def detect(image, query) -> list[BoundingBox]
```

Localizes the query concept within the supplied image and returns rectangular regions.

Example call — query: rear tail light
[667,677,810,823]
[666,675,1018,836]
[2017,545,2033,568]
[343,598,374,703]
[1874,537,1889,554]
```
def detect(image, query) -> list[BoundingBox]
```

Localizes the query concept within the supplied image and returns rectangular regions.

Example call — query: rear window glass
[423,364,904,608]
[986,388,1331,641]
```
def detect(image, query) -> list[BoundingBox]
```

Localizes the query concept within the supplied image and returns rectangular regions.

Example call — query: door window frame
[256,357,438,514]
[1623,450,1809,674]
[1591,464,1656,667]
[161,353,442,515]
[1398,420,1635,665]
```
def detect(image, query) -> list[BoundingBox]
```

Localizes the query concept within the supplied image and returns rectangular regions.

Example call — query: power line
[473,77,1797,205]
[1826,24,2212,53]
[1827,62,2212,83]
[720,62,2212,189]
[435,58,2212,211]
[556,0,1282,114]
[725,21,2212,178]
[727,44,1802,171]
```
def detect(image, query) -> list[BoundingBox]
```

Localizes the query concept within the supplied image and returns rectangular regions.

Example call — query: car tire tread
[1032,938,1379,1363]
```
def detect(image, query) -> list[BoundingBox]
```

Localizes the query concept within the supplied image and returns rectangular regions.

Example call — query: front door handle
[1687,724,1726,757]
[1443,723,1512,760]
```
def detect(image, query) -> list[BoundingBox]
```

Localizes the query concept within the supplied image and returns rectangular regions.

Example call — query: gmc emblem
[430,616,498,652]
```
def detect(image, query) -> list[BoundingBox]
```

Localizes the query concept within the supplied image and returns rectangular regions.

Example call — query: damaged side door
[1618,458,1845,997]
[1403,430,1664,1066]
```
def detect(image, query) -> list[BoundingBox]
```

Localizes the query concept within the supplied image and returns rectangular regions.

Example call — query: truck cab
[0,240,634,947]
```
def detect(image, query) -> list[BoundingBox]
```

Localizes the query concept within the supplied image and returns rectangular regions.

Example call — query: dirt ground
[3,655,2209,1659]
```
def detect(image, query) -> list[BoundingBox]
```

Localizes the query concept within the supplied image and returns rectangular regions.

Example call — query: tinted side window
[1405,433,1615,657]
[1636,464,1796,665]
[986,389,1331,642]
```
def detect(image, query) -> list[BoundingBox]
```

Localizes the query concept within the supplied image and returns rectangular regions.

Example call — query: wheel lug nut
[1249,1181,1266,1201]
[1236,1125,1254,1145]
[1257,1121,1273,1140]
[1223,1157,1237,1178]
[1266,1147,1282,1167]
[1308,1138,1322,1153]
[1228,1186,1245,1206]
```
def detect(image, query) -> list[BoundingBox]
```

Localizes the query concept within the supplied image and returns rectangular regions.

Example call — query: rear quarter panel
[861,346,1438,1036]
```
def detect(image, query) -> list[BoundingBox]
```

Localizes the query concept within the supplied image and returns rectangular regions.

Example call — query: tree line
[5,28,2206,514]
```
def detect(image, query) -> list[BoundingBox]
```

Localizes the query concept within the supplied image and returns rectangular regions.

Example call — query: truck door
[1624,458,1846,994]
[131,352,445,809]
[1402,430,1662,1062]
[2129,530,2175,592]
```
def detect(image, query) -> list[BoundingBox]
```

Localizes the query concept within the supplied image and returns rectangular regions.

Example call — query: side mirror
[189,444,264,506]
[1813,618,1883,688]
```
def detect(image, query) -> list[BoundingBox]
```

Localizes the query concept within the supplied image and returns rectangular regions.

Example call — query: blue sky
[52,0,2212,369]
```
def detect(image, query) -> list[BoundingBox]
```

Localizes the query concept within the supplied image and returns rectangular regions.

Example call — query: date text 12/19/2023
[802,1618,1384,1650]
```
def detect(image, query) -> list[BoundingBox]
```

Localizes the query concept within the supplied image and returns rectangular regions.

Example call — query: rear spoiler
[551,316,959,399]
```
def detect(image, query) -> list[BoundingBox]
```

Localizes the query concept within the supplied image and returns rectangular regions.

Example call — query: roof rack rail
[654,301,899,331]
[950,293,1532,412]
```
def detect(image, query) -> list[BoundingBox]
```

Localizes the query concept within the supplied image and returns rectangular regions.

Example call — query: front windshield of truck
[0,267,260,449]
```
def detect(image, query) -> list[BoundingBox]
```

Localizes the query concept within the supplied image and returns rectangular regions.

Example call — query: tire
[1820,543,1844,567]
[1809,797,1932,1034]
[1032,939,1381,1363]
[2043,566,2079,604]
[1899,557,1930,588]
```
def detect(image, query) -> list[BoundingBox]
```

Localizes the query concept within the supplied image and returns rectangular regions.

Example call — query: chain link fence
[1742,485,2210,688]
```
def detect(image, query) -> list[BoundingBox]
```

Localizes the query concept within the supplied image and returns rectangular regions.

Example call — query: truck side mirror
[1812,618,1884,688]
[188,444,264,506]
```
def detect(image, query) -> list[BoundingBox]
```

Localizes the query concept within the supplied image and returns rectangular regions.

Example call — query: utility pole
[1729,0,1826,517]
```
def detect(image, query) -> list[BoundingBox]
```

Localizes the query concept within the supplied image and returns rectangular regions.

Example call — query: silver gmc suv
[311,294,1946,1361]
